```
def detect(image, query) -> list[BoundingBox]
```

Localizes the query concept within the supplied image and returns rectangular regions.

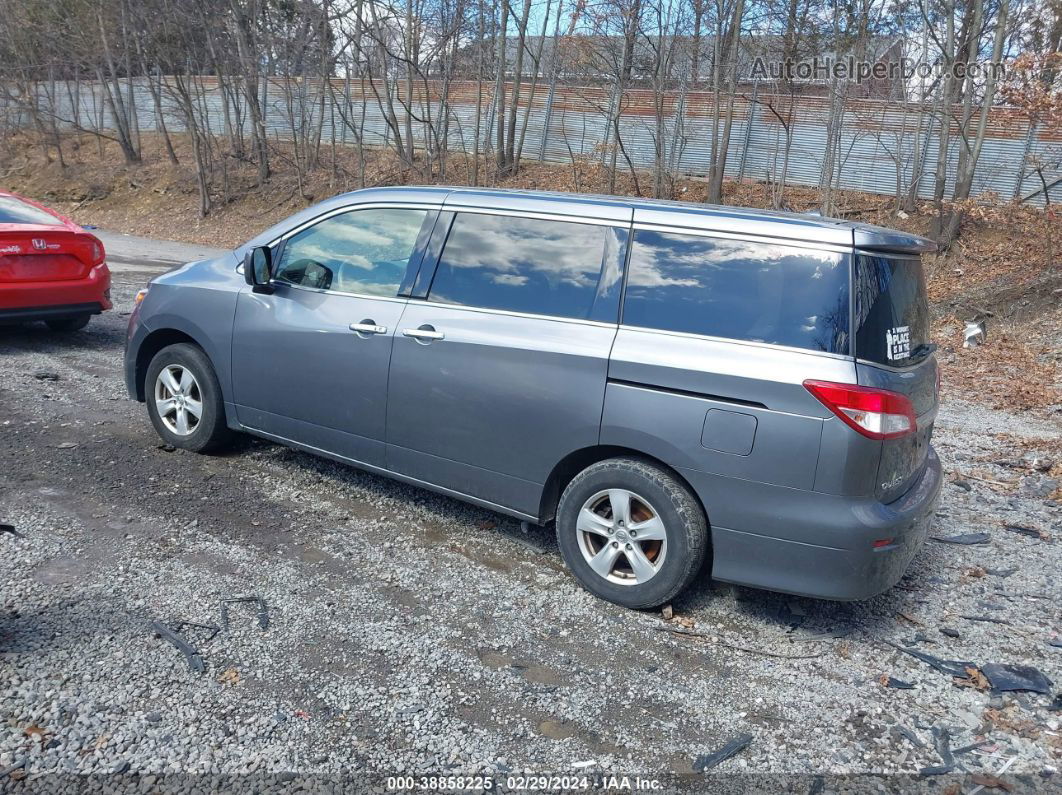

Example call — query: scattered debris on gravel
[1,253,1060,787]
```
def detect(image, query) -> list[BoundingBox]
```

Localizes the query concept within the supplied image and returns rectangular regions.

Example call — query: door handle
[349,321,387,335]
[402,326,444,342]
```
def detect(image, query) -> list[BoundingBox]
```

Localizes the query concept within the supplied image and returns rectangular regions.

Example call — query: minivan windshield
[854,253,931,366]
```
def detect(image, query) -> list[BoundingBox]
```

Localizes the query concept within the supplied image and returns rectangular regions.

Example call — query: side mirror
[244,246,273,293]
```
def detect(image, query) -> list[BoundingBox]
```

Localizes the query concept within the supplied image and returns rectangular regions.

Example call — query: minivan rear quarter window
[854,253,930,366]
[623,230,850,354]
[428,213,624,321]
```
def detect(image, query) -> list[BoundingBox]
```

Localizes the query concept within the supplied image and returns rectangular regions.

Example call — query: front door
[231,206,434,467]
[385,211,627,516]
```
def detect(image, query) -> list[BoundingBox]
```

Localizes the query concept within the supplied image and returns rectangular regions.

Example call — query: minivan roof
[441,187,936,254]
[246,186,935,255]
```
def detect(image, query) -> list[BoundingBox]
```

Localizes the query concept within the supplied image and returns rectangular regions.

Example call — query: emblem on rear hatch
[31,238,48,250]
[0,245,20,254]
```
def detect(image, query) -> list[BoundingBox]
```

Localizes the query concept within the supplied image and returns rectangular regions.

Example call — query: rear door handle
[349,322,387,335]
[402,326,444,341]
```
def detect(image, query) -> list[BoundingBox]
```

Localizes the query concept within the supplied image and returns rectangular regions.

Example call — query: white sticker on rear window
[886,325,911,361]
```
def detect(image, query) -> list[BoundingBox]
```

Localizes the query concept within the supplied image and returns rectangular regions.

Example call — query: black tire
[144,342,233,453]
[556,457,708,609]
[45,314,91,332]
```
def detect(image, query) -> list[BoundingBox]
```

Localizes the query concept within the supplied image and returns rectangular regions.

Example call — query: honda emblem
[31,238,47,250]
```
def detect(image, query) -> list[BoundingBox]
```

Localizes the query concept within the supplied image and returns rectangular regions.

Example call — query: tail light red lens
[90,238,105,265]
[803,380,917,440]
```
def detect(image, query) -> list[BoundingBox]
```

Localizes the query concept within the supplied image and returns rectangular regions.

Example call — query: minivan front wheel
[556,458,708,609]
[145,343,232,453]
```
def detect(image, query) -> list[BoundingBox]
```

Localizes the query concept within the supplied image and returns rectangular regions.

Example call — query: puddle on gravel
[382,585,429,617]
[478,650,566,686]
[520,665,564,686]
[537,719,577,740]
[33,556,93,585]
[478,650,513,668]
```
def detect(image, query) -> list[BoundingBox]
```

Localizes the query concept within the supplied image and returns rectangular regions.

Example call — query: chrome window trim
[617,323,854,362]
[855,357,936,373]
[443,206,630,228]
[268,202,444,247]
[631,222,854,256]
[853,248,924,261]
[416,299,618,329]
[274,281,410,304]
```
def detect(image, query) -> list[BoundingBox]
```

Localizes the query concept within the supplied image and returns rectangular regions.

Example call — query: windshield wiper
[909,343,938,359]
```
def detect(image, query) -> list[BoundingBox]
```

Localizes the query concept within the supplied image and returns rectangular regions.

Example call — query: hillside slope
[3,132,1059,414]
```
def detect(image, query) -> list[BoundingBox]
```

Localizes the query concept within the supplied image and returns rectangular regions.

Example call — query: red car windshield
[0,195,64,226]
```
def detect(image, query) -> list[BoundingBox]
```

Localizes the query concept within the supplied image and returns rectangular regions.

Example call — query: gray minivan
[125,187,942,609]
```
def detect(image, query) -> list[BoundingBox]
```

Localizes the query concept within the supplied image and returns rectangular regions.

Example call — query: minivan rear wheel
[556,458,708,609]
[145,343,233,453]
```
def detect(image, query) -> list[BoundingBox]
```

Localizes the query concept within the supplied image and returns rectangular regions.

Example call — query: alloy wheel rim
[576,489,667,586]
[154,364,203,436]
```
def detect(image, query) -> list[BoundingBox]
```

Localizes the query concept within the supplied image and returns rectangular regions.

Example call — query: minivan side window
[427,213,626,322]
[623,230,850,354]
[274,208,428,297]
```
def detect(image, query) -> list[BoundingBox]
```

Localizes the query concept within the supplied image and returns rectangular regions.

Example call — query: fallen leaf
[294,709,310,719]
[983,707,1041,739]
[898,612,924,626]
[217,667,240,686]
[954,666,991,691]
[970,773,1013,791]
[23,724,51,749]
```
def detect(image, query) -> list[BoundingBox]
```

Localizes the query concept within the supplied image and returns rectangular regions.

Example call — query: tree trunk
[707,0,745,203]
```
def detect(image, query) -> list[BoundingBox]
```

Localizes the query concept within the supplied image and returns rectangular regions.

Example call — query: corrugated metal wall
[5,77,1057,206]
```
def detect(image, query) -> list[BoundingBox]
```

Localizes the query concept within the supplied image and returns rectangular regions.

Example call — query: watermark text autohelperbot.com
[751,56,1006,83]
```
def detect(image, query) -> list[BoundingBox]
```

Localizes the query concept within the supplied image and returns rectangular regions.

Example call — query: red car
[0,190,111,331]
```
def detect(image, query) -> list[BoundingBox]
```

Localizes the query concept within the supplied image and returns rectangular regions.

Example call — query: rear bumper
[0,301,105,323]
[683,447,943,600]
[0,264,111,318]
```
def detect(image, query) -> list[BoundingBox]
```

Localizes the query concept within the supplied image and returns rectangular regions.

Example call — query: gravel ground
[1,254,1060,792]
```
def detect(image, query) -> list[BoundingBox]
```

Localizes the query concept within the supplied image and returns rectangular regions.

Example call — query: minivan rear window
[0,196,64,226]
[854,253,930,366]
[623,231,850,354]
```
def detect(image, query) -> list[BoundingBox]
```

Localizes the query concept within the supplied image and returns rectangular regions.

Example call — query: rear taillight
[90,238,105,265]
[803,380,917,440]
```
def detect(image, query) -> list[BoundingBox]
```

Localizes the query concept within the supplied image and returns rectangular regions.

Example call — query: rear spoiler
[852,228,936,254]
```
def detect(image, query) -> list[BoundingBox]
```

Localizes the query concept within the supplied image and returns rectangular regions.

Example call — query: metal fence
[5,77,1058,206]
